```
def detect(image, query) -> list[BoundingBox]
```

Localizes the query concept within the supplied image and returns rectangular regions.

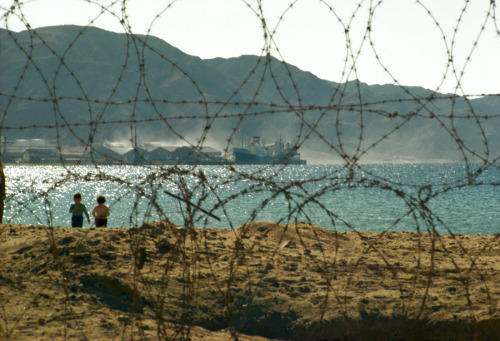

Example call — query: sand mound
[1,222,499,340]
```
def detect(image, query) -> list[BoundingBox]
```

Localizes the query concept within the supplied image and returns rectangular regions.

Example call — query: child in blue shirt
[69,192,90,227]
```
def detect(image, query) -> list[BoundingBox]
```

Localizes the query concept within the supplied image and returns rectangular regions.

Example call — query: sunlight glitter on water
[4,164,499,234]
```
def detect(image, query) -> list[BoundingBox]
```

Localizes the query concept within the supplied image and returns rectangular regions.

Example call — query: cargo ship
[233,136,306,165]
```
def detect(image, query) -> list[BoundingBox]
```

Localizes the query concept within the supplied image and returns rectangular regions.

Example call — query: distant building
[89,146,123,164]
[148,147,176,164]
[172,146,226,165]
[0,138,229,165]
[123,147,148,164]
[23,148,59,163]
[198,146,226,164]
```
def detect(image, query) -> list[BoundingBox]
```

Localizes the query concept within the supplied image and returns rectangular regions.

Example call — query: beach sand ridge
[1,222,499,340]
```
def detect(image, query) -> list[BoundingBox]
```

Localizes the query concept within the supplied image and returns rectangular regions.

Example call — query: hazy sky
[1,0,499,96]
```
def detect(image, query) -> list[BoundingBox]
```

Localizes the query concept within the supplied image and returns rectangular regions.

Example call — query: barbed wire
[0,0,499,340]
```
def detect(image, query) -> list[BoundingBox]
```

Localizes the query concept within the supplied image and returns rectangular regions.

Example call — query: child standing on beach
[92,195,110,227]
[69,192,91,228]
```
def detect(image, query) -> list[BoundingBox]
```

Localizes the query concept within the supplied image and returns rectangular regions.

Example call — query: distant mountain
[1,25,498,163]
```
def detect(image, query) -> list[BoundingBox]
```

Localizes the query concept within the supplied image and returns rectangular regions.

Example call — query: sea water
[3,163,499,235]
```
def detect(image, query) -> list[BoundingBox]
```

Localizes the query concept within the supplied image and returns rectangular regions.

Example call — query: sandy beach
[1,221,499,340]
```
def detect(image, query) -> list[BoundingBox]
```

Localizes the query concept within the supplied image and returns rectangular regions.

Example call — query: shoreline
[3,159,472,166]
[3,221,499,237]
[1,221,499,340]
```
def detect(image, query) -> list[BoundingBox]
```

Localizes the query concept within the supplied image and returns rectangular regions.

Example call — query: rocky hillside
[1,26,498,162]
